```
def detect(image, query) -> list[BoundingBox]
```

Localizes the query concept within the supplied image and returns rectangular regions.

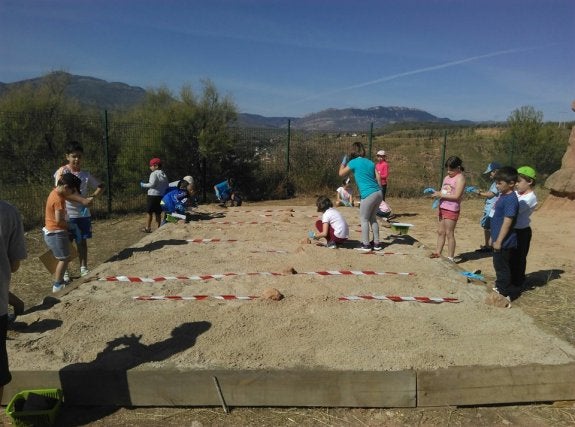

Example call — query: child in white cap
[375,150,389,200]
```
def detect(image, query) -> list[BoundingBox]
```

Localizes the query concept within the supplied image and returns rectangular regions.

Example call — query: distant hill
[0,73,473,129]
[0,72,147,111]
[290,106,473,130]
[235,113,296,129]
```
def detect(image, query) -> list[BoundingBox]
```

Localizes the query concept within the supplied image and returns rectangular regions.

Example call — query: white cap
[377,150,386,156]
[183,176,194,185]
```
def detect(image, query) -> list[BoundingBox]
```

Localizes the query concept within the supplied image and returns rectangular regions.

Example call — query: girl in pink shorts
[430,156,466,262]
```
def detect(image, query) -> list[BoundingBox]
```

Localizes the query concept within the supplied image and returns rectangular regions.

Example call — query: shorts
[0,315,11,387]
[68,217,92,240]
[480,213,491,229]
[44,231,71,260]
[147,195,163,214]
[439,208,460,221]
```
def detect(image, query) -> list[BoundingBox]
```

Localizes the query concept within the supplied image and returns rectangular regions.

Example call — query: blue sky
[1,0,573,122]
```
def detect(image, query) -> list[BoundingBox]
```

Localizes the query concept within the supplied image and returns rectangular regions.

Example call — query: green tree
[497,106,568,176]
[113,80,238,198]
[0,71,100,185]
[499,106,543,165]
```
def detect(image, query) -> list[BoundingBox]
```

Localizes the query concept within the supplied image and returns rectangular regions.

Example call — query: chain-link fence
[1,111,505,230]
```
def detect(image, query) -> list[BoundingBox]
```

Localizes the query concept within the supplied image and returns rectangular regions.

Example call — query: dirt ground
[4,195,575,426]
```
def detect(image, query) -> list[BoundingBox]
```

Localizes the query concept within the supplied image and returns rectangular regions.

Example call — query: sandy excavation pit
[8,202,575,375]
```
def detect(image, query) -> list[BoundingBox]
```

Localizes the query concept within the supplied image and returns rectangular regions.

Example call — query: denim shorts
[44,231,71,260]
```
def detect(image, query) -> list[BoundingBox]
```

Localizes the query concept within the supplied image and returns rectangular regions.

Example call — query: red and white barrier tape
[339,295,460,303]
[249,249,289,253]
[133,295,258,301]
[304,270,414,276]
[228,209,294,213]
[213,221,268,225]
[100,270,414,283]
[186,238,238,243]
[362,251,407,256]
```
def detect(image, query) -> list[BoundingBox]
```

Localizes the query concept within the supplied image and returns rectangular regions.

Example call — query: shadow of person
[455,249,493,263]
[186,211,226,221]
[10,318,63,333]
[523,269,564,290]
[58,321,211,426]
[107,239,189,262]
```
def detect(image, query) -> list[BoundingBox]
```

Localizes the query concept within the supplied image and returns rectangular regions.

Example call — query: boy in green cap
[510,166,537,291]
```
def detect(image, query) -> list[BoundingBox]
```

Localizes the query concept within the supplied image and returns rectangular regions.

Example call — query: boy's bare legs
[483,229,492,248]
[145,213,153,231]
[154,212,162,229]
[76,240,88,270]
[55,257,70,283]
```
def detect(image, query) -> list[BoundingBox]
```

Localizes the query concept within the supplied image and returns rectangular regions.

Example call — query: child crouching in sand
[310,196,349,249]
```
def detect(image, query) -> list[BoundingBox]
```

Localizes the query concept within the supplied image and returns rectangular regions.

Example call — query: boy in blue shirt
[161,178,195,222]
[490,166,519,303]
[214,178,242,207]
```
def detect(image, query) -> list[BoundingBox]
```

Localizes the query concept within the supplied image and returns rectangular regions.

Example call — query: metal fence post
[103,110,112,215]
[438,130,447,189]
[368,122,373,157]
[286,119,291,178]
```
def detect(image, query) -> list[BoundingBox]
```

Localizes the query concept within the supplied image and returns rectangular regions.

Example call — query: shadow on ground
[57,321,211,426]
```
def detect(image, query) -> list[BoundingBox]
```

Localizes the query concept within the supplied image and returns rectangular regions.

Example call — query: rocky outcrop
[544,101,575,199]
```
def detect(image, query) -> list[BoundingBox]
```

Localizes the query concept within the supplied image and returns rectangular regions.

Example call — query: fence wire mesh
[1,111,502,229]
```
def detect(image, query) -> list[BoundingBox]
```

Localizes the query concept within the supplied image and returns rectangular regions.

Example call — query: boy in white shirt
[510,166,538,290]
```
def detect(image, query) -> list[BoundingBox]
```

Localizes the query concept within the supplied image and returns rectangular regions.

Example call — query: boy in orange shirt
[43,173,91,293]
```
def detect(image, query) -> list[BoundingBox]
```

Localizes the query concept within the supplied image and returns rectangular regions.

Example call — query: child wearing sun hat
[474,161,502,252]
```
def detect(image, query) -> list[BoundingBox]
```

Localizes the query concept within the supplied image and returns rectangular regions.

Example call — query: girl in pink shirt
[429,156,466,262]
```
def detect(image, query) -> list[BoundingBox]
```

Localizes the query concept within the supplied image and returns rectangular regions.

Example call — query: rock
[261,288,283,301]
[282,266,297,274]
[484,292,511,308]
[545,101,575,199]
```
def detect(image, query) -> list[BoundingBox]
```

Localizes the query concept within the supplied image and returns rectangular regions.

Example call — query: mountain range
[0,73,473,130]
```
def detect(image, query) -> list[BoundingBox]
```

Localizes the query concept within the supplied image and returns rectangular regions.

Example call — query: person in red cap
[140,158,169,232]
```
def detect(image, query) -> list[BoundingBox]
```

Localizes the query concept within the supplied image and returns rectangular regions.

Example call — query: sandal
[429,253,440,258]
[141,227,152,233]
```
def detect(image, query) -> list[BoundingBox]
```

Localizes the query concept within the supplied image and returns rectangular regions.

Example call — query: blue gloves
[460,271,485,281]
[308,231,316,239]
[140,181,146,189]
[465,186,479,194]
[423,188,439,209]
[341,155,348,166]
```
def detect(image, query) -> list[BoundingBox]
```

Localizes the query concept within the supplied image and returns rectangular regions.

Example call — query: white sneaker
[52,282,66,293]
[63,271,70,282]
[80,267,90,277]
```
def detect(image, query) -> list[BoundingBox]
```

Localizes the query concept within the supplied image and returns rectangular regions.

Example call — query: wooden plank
[128,369,416,407]
[417,363,575,407]
[3,369,416,407]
